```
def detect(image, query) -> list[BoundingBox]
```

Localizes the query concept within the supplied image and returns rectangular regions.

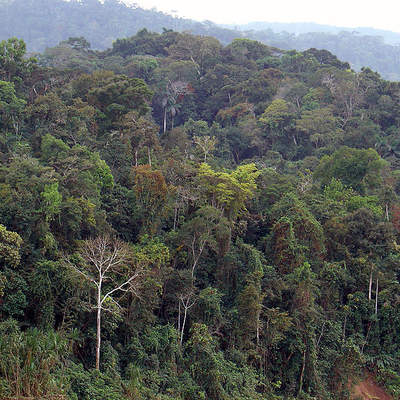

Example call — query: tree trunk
[361,322,372,354]
[147,147,152,166]
[298,349,306,395]
[178,301,181,336]
[316,321,326,348]
[375,277,379,315]
[163,108,167,133]
[342,314,347,342]
[180,303,188,345]
[173,205,178,231]
[368,267,373,301]
[96,304,101,370]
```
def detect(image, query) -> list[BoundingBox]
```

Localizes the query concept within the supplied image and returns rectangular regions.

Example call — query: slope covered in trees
[248,30,400,81]
[1,0,400,80]
[0,0,240,51]
[2,30,400,399]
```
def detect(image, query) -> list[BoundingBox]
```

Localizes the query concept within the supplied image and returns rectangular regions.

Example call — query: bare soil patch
[351,376,393,400]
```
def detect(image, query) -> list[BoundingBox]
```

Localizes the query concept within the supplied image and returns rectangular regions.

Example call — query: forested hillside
[248,30,400,81]
[1,0,400,80]
[2,30,400,399]
[0,0,240,51]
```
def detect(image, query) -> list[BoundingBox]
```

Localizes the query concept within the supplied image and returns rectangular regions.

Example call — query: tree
[178,284,196,346]
[0,224,24,319]
[40,182,62,223]
[160,79,192,133]
[66,236,148,370]
[168,34,222,76]
[185,323,225,400]
[0,80,26,136]
[0,223,22,269]
[133,165,170,234]
[0,37,36,84]
[197,163,260,220]
[321,69,373,128]
[295,107,343,148]
[259,98,296,151]
[268,193,325,273]
[72,71,153,126]
[237,269,264,349]
[286,262,319,396]
[120,112,161,166]
[179,206,228,279]
[60,36,91,51]
[193,135,217,162]
[0,223,22,295]
[314,146,387,194]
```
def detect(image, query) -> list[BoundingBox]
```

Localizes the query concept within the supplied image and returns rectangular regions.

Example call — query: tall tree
[66,236,150,370]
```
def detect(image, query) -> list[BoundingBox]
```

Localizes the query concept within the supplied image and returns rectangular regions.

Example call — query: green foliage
[0,37,36,84]
[296,107,342,148]
[0,269,27,317]
[0,26,399,400]
[260,99,292,130]
[196,287,224,327]
[0,79,25,133]
[41,182,62,222]
[0,319,70,398]
[133,165,170,234]
[72,70,153,124]
[377,368,400,399]
[198,163,260,219]
[315,146,387,194]
[0,0,398,79]
[268,193,325,273]
[346,194,383,216]
[0,223,22,268]
[66,363,126,400]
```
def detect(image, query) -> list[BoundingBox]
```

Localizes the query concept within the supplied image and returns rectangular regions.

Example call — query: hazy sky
[129,0,400,33]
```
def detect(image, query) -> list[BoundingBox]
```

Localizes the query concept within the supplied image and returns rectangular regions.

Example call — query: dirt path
[352,376,393,400]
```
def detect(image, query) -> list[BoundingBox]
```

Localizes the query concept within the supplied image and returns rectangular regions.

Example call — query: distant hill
[1,0,400,80]
[0,0,241,51]
[227,21,400,45]
[246,30,400,81]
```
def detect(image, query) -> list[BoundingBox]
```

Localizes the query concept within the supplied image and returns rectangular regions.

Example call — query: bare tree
[178,289,196,346]
[180,206,223,278]
[193,135,217,162]
[322,70,373,128]
[65,236,144,370]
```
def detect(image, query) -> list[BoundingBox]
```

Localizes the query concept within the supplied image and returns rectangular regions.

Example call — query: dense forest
[1,0,400,80]
[249,30,400,81]
[2,27,400,400]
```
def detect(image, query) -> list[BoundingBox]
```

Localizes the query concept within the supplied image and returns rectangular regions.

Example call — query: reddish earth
[351,376,393,400]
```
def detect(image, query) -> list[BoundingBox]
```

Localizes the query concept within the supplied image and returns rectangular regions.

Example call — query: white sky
[127,0,400,33]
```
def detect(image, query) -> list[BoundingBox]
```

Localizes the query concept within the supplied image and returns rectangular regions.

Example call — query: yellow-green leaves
[41,182,62,223]
[197,163,260,220]
[0,223,22,269]
[259,99,291,130]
